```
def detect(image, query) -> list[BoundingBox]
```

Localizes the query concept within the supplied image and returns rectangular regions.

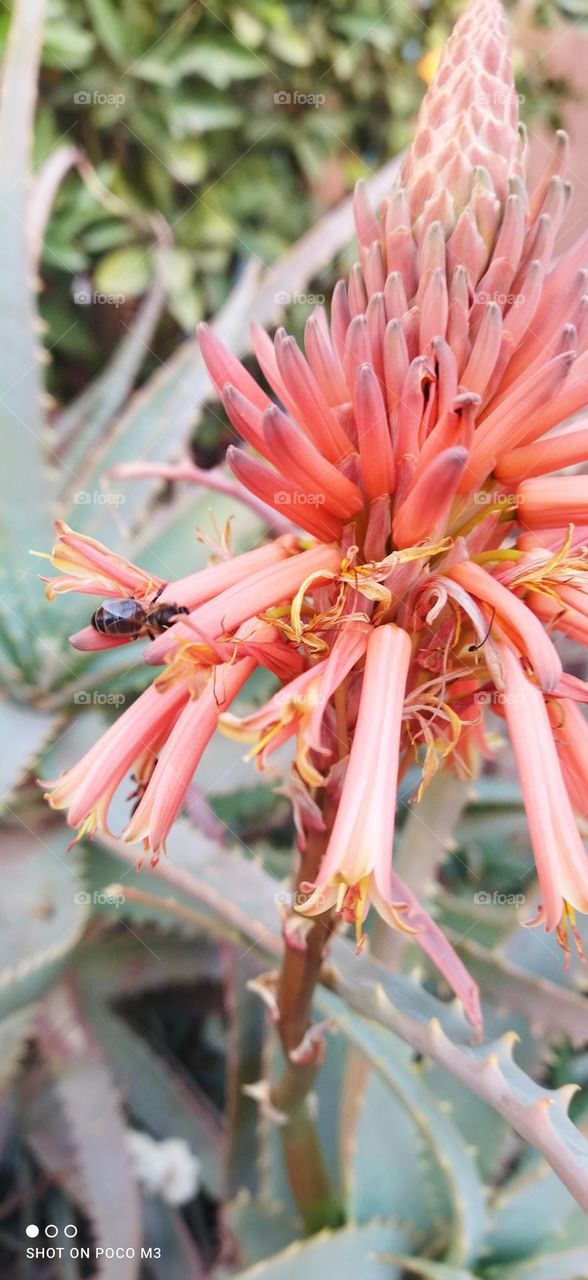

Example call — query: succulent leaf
[228,1218,413,1280]
[36,982,142,1279]
[316,989,487,1264]
[85,1003,224,1198]
[0,820,89,1017]
[0,0,54,620]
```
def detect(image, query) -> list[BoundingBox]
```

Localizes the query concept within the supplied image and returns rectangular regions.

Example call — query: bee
[91,584,189,641]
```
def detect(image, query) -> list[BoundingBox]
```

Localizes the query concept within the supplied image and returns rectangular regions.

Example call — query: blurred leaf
[85,1004,225,1197]
[486,1247,588,1280]
[0,0,55,625]
[142,1197,206,1278]
[42,18,95,67]
[56,254,167,479]
[226,1192,298,1269]
[64,259,262,539]
[346,1068,447,1234]
[82,842,214,937]
[171,38,266,88]
[86,0,136,65]
[0,702,58,805]
[167,139,207,184]
[228,1219,412,1279]
[0,819,89,1017]
[225,951,267,1199]
[487,1142,588,1258]
[418,1056,511,1185]
[383,1263,475,1280]
[317,991,487,1264]
[168,96,241,135]
[38,982,142,1279]
[30,145,81,270]
[76,934,222,1002]
[453,936,588,1048]
[267,27,314,65]
[0,1004,37,1093]
[94,244,153,297]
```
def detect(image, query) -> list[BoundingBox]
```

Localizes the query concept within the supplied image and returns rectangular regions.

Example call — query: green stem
[270,818,343,1233]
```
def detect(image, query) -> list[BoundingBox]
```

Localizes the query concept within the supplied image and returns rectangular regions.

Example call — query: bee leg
[151,582,168,604]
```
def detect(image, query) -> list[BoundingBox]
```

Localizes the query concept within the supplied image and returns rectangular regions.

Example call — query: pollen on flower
[39,0,588,1030]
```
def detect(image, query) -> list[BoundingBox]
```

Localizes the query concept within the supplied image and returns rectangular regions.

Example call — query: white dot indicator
[46,1224,58,1238]
[26,1225,39,1238]
[64,1224,77,1238]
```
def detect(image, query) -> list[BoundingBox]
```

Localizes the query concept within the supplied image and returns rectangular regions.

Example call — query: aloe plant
[0,0,587,1275]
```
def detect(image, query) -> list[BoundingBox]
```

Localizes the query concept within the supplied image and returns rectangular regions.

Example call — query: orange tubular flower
[300,624,411,917]
[40,0,588,1028]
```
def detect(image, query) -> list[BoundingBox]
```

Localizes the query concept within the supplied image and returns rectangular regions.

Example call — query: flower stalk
[270,810,343,1232]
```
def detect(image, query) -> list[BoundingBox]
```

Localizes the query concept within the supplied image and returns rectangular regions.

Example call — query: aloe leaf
[141,1196,206,1279]
[486,1246,588,1280]
[76,934,222,1002]
[487,1136,588,1258]
[99,826,588,1212]
[0,819,89,1017]
[345,1068,448,1236]
[82,841,216,937]
[254,1030,298,1220]
[37,983,142,1279]
[85,1004,224,1198]
[382,1262,475,1280]
[452,936,588,1047]
[330,975,588,1216]
[56,260,167,486]
[25,1073,88,1209]
[30,144,80,270]
[0,0,54,608]
[225,951,267,1198]
[228,1218,412,1280]
[0,702,58,805]
[418,1056,512,1185]
[62,259,262,542]
[0,1004,37,1094]
[317,990,486,1264]
[393,773,470,895]
[226,1191,299,1269]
